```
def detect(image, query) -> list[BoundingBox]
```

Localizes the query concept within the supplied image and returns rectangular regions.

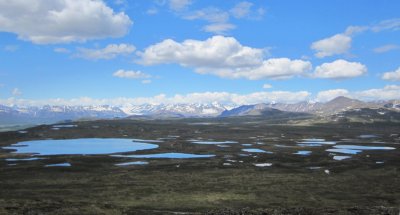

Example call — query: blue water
[242,148,272,153]
[326,145,395,155]
[45,163,71,167]
[293,151,311,155]
[326,148,361,154]
[130,138,164,143]
[3,138,159,155]
[302,138,325,142]
[6,157,45,161]
[217,144,231,148]
[307,166,321,170]
[253,163,272,167]
[274,144,293,148]
[115,161,149,166]
[113,153,215,159]
[333,155,351,160]
[334,145,395,150]
[298,141,336,146]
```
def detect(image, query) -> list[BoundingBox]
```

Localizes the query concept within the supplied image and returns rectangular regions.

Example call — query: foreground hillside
[0,113,399,214]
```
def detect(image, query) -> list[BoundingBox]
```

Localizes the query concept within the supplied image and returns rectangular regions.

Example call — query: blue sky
[0,0,400,106]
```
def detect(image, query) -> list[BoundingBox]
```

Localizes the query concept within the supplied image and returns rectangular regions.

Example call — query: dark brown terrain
[0,113,399,214]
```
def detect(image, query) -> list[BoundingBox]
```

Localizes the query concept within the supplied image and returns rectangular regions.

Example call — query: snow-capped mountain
[269,96,377,115]
[219,97,399,117]
[0,104,127,125]
[219,104,274,117]
[122,103,231,117]
[1,97,399,125]
[383,100,400,110]
[0,103,233,125]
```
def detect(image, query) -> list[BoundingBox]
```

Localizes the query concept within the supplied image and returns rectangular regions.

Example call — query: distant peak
[328,96,358,103]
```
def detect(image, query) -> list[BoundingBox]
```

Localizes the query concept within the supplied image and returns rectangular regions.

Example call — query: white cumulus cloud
[75,44,136,60]
[3,86,400,107]
[315,85,400,102]
[181,2,264,33]
[371,18,400,32]
[169,0,192,11]
[0,0,132,44]
[311,34,351,58]
[262,84,272,89]
[313,59,367,79]
[184,7,229,23]
[230,1,253,19]
[146,8,158,15]
[113,70,151,79]
[382,67,400,81]
[373,44,400,53]
[183,7,234,34]
[196,58,312,80]
[311,18,400,58]
[138,36,263,68]
[141,80,152,84]
[203,23,236,34]
[54,47,70,53]
[11,88,22,96]
[4,45,19,52]
[354,85,400,101]
[138,36,311,80]
[0,90,311,106]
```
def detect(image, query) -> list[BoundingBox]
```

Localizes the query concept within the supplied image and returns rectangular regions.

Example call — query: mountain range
[1,97,399,125]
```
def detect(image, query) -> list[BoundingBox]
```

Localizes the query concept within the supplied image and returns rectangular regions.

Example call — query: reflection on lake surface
[326,148,361,154]
[359,134,378,139]
[302,138,325,142]
[333,145,395,150]
[130,138,164,143]
[297,139,336,147]
[217,144,231,148]
[242,148,272,153]
[113,153,215,159]
[293,151,311,155]
[6,157,45,161]
[115,161,149,166]
[333,155,351,160]
[326,144,395,155]
[254,163,272,167]
[45,163,71,167]
[3,138,159,155]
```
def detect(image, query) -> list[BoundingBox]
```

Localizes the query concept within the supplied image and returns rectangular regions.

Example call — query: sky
[0,0,400,106]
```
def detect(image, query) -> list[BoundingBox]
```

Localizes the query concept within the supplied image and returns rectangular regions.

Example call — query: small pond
[3,138,159,156]
[45,163,71,167]
[242,148,272,153]
[326,144,395,155]
[115,161,149,166]
[293,151,311,155]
